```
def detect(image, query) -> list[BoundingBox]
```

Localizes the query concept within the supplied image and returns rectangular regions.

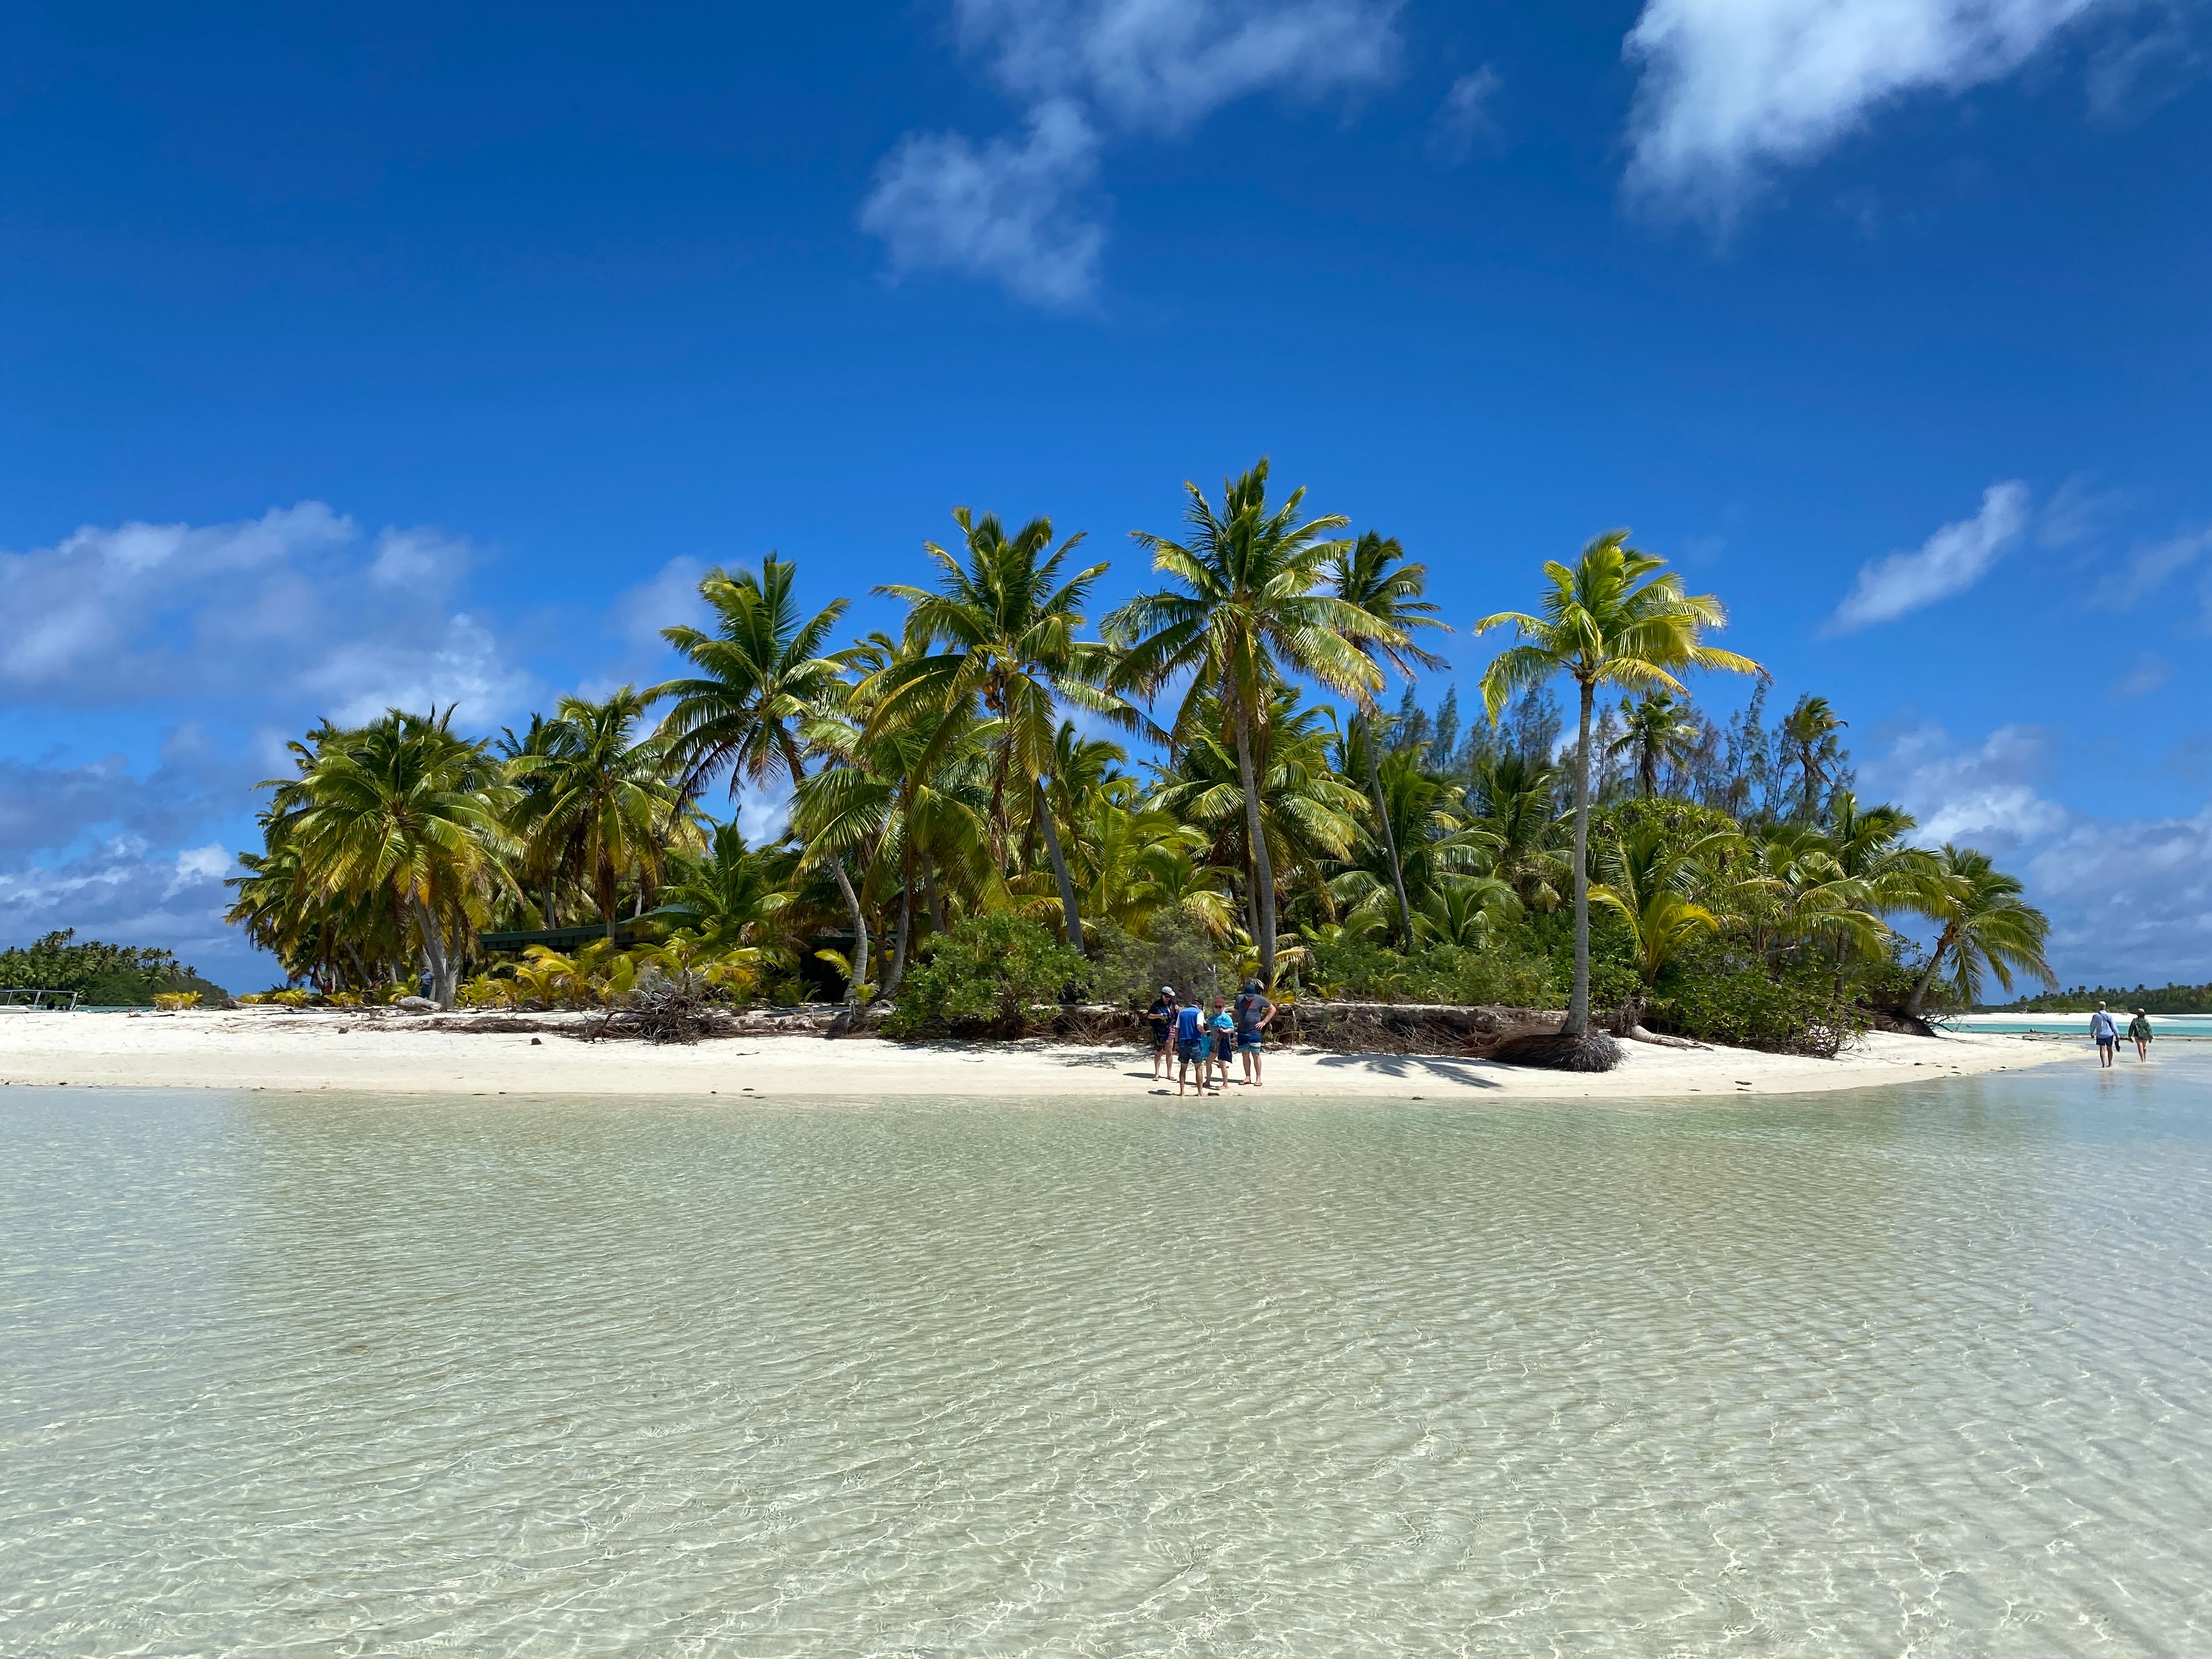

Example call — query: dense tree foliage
[222,459,2056,1050]
[0,930,225,1006]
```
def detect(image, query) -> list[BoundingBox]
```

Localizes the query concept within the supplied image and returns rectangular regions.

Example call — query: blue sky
[4,0,2209,991]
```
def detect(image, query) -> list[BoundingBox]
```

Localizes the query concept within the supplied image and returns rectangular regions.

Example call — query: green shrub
[1089,915,1235,1011]
[1649,950,1865,1057]
[1302,935,1558,1007]
[884,913,1090,1039]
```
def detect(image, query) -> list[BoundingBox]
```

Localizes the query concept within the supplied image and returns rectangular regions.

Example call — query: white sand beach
[0,1006,2085,1100]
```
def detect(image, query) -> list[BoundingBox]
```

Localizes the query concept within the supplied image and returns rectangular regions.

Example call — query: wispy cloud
[1622,0,2124,221]
[1827,481,2030,633]
[1429,66,1503,163]
[2112,653,2175,700]
[861,100,1107,308]
[2089,523,2212,610]
[862,0,1401,305]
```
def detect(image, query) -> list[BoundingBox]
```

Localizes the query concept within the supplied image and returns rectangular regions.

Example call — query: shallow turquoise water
[4,1059,2210,1656]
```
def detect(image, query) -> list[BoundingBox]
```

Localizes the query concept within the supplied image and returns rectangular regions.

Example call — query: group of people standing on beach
[1144,983,1276,1096]
[2089,1004,2157,1069]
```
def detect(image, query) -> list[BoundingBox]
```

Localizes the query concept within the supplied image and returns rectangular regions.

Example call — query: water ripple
[4,1064,2210,1654]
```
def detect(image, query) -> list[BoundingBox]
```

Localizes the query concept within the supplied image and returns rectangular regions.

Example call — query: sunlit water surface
[5,1059,2210,1656]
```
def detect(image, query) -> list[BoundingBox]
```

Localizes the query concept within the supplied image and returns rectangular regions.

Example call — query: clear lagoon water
[4,1060,2210,1656]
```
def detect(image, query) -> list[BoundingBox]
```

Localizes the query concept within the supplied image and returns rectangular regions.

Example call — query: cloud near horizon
[1827,481,2030,632]
[861,0,1401,305]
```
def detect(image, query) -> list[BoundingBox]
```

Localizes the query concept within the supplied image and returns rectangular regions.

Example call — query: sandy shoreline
[0,1007,2087,1100]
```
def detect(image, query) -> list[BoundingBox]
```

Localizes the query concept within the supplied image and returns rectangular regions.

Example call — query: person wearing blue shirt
[1174,1000,1212,1096]
[2089,1003,2118,1069]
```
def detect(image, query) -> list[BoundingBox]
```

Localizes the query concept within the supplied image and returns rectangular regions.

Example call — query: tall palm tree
[1905,845,2056,1014]
[867,507,1137,952]
[1476,532,1761,1037]
[1781,694,1848,823]
[1607,691,1702,798]
[654,556,872,998]
[1107,459,1390,985]
[510,687,695,940]
[277,708,516,1007]
[1327,530,1451,948]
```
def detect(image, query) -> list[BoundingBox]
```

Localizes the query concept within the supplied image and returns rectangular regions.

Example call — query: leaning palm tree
[1476,532,1762,1041]
[1327,530,1451,948]
[1107,459,1389,985]
[1905,845,2056,1015]
[1607,691,1702,798]
[654,556,872,998]
[867,508,1138,952]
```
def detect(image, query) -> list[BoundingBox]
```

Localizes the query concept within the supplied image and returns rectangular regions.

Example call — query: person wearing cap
[1234,979,1275,1086]
[1146,988,1176,1082]
[2129,1008,2154,1062]
[1173,997,1213,1096]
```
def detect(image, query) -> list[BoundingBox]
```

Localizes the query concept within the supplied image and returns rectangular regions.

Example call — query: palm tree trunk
[1231,695,1276,986]
[1905,924,1957,1015]
[1035,776,1085,953]
[885,881,912,996]
[1566,679,1595,1037]
[1363,714,1413,951]
[828,856,868,1005]
[409,890,456,1008]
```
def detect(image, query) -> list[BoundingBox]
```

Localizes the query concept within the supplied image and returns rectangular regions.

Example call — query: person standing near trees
[1175,998,1211,1096]
[2089,1003,2119,1068]
[1147,987,1177,1082]
[1235,980,1274,1086]
[2130,1008,2154,1062]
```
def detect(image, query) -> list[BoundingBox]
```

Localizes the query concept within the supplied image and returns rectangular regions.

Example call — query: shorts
[1237,1031,1262,1051]
[1150,1028,1171,1053]
[2097,1036,2115,1049]
[1178,1040,1206,1065]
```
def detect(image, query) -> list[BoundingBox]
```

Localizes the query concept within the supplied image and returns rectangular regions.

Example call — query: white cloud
[864,0,1400,305]
[0,504,535,722]
[2089,523,2212,610]
[2026,804,2212,983]
[961,0,1401,133]
[1430,66,1504,162]
[860,100,1107,308]
[1827,480,2030,632]
[1622,0,2120,218]
[1868,721,2069,850]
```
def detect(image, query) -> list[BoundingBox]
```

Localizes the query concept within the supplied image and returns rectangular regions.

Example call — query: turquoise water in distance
[4,1060,2210,1656]
[1943,1013,2212,1037]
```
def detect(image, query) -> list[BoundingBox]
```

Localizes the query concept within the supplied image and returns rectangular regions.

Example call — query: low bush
[1648,949,1864,1057]
[1302,935,1558,1008]
[884,913,1090,1039]
[1089,915,1235,1010]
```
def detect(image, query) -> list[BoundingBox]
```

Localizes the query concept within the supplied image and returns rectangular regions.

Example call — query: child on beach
[1210,999,1236,1087]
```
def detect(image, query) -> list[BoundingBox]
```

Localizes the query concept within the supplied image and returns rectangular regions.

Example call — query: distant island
[1989,984,2212,1015]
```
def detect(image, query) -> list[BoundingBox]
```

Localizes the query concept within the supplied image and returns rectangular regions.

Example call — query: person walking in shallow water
[2130,1008,2153,1062]
[2089,1003,2119,1069]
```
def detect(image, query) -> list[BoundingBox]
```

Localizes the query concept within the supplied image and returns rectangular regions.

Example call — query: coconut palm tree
[1781,694,1848,823]
[1591,821,1728,986]
[1327,530,1451,947]
[510,687,695,941]
[1607,691,1702,798]
[1467,751,1568,912]
[867,508,1138,952]
[1327,742,1498,933]
[654,556,872,999]
[277,708,516,1007]
[1905,845,2056,1014]
[1108,459,1389,985]
[1475,533,1762,1039]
